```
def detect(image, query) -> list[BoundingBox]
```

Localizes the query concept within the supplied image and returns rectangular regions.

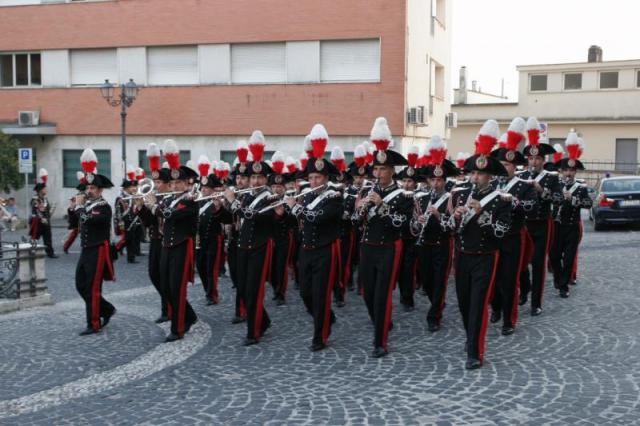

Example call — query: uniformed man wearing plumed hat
[29,168,57,258]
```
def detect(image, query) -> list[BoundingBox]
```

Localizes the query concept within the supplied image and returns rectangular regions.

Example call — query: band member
[354,118,412,358]
[30,168,57,258]
[114,166,140,264]
[489,121,538,335]
[137,143,172,323]
[446,120,511,369]
[268,152,297,306]
[550,133,592,298]
[345,146,370,293]
[287,126,343,351]
[228,142,251,324]
[63,172,87,254]
[75,149,116,335]
[518,117,562,316]
[413,139,458,331]
[196,161,232,305]
[158,140,199,342]
[225,131,275,345]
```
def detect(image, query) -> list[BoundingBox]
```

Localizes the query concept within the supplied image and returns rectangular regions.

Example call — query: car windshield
[601,178,640,193]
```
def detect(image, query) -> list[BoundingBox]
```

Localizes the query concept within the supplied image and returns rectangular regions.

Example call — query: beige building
[450,46,640,174]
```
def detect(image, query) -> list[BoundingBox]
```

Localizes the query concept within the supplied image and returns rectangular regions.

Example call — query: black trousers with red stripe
[359,241,402,350]
[455,252,498,362]
[550,223,581,293]
[299,241,338,346]
[237,242,272,340]
[31,220,54,256]
[397,238,417,308]
[196,235,224,304]
[270,233,293,302]
[492,231,525,328]
[520,219,551,310]
[148,238,169,318]
[75,245,115,331]
[419,238,453,326]
[160,241,197,337]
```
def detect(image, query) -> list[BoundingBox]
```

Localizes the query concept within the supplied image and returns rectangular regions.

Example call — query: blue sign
[20,149,31,160]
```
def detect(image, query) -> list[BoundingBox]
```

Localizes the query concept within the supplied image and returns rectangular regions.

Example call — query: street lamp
[100,78,139,175]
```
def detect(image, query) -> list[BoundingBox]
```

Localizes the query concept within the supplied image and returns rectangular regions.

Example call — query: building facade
[450,46,640,174]
[0,0,452,215]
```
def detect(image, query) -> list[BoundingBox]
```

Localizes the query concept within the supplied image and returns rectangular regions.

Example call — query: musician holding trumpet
[30,168,58,258]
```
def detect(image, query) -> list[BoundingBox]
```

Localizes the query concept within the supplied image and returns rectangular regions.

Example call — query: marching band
[46,115,592,369]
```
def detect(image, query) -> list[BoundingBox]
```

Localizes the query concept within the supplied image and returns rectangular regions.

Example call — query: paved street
[1,219,640,425]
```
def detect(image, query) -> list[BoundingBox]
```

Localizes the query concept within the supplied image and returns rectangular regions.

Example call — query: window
[636,70,640,88]
[615,139,638,172]
[320,39,380,82]
[70,49,117,85]
[138,150,191,175]
[529,74,547,91]
[564,73,582,90]
[147,46,198,85]
[0,53,41,87]
[600,71,619,89]
[231,43,286,84]
[63,149,111,188]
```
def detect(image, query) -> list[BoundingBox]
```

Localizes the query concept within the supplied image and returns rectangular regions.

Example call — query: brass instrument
[122,178,155,200]
[258,184,326,213]
[193,186,264,202]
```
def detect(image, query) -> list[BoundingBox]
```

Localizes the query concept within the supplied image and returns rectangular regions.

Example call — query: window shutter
[231,43,286,84]
[147,46,198,85]
[320,39,380,82]
[70,49,117,85]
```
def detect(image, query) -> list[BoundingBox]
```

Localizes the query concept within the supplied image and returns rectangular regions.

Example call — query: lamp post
[100,78,139,175]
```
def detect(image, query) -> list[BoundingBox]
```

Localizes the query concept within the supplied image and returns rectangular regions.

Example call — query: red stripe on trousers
[478,252,500,363]
[30,218,39,240]
[254,240,273,339]
[210,235,224,303]
[342,229,355,290]
[115,235,127,251]
[177,238,194,337]
[90,243,107,331]
[437,237,455,325]
[64,228,79,251]
[572,221,583,281]
[382,240,403,351]
[322,240,339,344]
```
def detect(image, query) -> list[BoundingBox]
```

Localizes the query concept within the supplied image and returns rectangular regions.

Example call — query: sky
[451,0,640,100]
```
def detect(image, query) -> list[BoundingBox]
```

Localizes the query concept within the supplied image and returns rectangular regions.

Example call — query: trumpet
[259,184,326,213]
[122,178,155,200]
[193,185,265,202]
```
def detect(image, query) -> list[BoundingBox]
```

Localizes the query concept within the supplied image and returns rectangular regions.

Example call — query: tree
[0,133,25,193]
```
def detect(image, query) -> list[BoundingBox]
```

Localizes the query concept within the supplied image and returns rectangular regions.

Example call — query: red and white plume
[271,151,286,175]
[330,146,346,172]
[456,152,470,169]
[553,144,565,163]
[428,135,447,166]
[299,151,309,170]
[236,140,249,163]
[248,131,266,162]
[147,143,161,172]
[309,124,329,159]
[526,117,541,146]
[136,167,145,180]
[370,117,392,152]
[215,162,230,180]
[126,164,136,181]
[498,133,508,149]
[285,156,297,174]
[80,148,98,174]
[476,120,500,156]
[198,155,211,177]
[38,168,48,184]
[507,117,526,150]
[565,132,582,160]
[363,141,375,164]
[407,145,419,168]
[577,137,585,158]
[419,143,433,167]
[163,139,181,170]
[303,135,313,158]
[76,171,87,184]
[354,144,367,168]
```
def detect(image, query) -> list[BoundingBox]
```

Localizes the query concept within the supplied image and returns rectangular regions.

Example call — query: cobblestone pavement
[1,219,640,425]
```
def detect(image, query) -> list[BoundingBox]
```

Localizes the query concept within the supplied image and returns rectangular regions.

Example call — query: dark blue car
[592,176,640,231]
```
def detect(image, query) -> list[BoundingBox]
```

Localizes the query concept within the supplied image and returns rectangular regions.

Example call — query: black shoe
[559,290,569,298]
[155,315,169,324]
[330,312,337,325]
[501,326,515,336]
[335,300,346,308]
[206,299,216,306]
[102,308,116,327]
[372,347,388,358]
[490,311,501,324]
[403,304,415,312]
[79,327,99,336]
[388,321,394,331]
[261,320,271,334]
[465,358,482,370]
[519,295,528,306]
[47,254,59,259]
[276,298,286,306]
[243,337,259,346]
[272,295,278,301]
[231,316,246,324]
[531,307,543,316]
[164,333,182,343]
[185,317,198,334]
[570,280,577,286]
[427,322,440,332]
[310,342,326,352]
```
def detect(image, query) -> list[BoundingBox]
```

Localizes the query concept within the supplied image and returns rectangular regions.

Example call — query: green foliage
[0,133,25,193]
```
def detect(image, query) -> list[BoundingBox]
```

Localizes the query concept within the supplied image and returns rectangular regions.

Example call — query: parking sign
[19,148,33,173]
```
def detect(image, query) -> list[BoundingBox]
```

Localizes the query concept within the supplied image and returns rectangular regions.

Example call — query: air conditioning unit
[18,111,40,127]
[446,112,458,128]
[407,106,426,125]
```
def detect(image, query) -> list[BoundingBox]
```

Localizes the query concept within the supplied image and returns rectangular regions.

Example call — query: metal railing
[0,240,45,300]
